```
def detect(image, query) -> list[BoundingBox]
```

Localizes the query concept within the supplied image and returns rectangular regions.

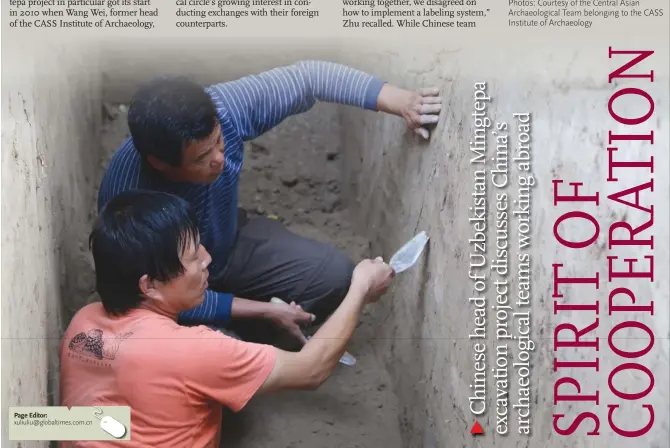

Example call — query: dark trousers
[210,209,355,345]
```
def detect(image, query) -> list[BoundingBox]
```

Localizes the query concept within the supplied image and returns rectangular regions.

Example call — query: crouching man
[59,189,395,447]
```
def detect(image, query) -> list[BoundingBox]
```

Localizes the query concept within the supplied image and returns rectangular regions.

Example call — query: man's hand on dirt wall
[376,85,442,139]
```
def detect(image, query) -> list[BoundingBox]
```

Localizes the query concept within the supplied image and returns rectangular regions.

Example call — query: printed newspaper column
[340,0,490,29]
[6,0,158,30]
[175,0,320,31]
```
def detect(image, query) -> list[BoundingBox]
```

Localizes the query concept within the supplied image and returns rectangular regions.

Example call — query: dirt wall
[338,40,669,448]
[2,37,667,448]
[1,41,102,447]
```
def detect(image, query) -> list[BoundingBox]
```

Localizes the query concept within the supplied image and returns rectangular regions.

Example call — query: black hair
[127,76,218,167]
[89,189,200,315]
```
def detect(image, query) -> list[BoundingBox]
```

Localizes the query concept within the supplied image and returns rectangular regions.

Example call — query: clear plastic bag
[338,351,357,366]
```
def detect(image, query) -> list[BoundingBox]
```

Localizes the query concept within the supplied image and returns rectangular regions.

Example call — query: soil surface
[98,103,404,448]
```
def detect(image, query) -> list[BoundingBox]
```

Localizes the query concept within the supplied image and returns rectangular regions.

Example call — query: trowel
[269,297,357,366]
[389,231,429,273]
[267,232,428,366]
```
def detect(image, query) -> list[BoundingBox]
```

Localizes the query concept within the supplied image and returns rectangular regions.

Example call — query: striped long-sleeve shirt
[97,60,386,326]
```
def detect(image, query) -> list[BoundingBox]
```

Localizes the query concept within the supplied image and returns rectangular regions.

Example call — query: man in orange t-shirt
[59,190,395,447]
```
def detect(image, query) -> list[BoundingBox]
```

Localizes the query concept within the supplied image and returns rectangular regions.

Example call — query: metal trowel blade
[389,231,429,273]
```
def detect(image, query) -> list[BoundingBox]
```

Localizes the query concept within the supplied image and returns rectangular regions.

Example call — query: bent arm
[178,290,234,326]
[179,292,281,326]
[257,283,367,393]
[207,60,386,140]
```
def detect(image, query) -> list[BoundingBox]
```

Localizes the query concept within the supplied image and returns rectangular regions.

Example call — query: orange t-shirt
[59,302,276,447]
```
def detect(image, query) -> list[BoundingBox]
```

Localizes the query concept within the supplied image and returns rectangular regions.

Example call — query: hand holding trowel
[268,231,429,367]
[269,297,358,366]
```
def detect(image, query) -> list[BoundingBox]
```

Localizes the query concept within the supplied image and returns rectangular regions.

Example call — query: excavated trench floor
[96,103,404,448]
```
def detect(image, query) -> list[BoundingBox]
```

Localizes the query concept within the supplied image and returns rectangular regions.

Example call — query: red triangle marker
[470,421,484,435]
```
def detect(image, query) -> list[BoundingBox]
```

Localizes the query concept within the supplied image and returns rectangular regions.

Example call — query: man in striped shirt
[97,60,441,347]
